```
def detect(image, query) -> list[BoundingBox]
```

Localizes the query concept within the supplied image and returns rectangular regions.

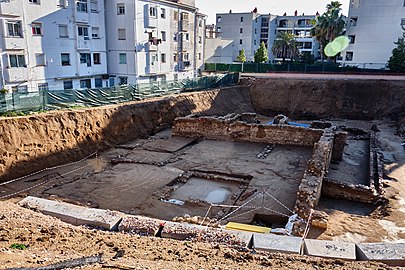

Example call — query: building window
[63,80,73,90]
[181,12,188,21]
[350,17,358,26]
[29,0,40,4]
[173,53,177,62]
[161,31,166,41]
[240,39,243,45]
[217,27,221,32]
[240,17,244,22]
[35,53,45,66]
[217,16,221,23]
[119,77,128,85]
[31,23,42,35]
[118,28,126,40]
[80,53,91,66]
[92,27,99,38]
[161,53,166,63]
[401,18,405,26]
[161,8,166,18]
[183,53,189,61]
[12,85,28,92]
[149,6,157,17]
[348,35,355,44]
[59,24,68,38]
[240,28,243,34]
[90,0,98,12]
[93,53,101,64]
[95,77,102,88]
[351,0,360,8]
[119,53,127,64]
[198,53,201,60]
[254,40,257,45]
[199,20,202,27]
[184,33,189,41]
[9,54,26,68]
[78,26,89,39]
[198,36,202,44]
[7,21,22,37]
[76,0,88,12]
[173,33,177,41]
[173,10,178,21]
[61,53,70,66]
[117,3,125,15]
[345,51,353,61]
[80,79,91,89]
[38,83,48,91]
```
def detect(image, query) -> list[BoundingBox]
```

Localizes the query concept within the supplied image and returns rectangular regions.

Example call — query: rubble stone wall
[322,180,380,204]
[173,116,324,146]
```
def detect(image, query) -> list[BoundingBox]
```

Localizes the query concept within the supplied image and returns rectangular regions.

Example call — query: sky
[195,0,350,24]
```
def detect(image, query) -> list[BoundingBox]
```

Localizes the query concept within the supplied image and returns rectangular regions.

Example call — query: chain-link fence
[205,63,397,74]
[0,74,239,114]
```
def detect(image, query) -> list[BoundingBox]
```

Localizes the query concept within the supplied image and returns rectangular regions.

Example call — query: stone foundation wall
[322,180,380,204]
[173,114,324,146]
[294,129,334,221]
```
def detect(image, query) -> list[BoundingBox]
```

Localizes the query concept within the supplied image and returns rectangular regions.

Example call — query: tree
[310,1,346,61]
[388,28,405,72]
[236,49,246,62]
[254,42,269,63]
[271,32,299,62]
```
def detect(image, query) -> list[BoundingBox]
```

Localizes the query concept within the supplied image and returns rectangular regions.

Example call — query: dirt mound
[0,201,392,269]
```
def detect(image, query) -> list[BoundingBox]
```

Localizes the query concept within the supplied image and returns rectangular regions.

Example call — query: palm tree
[271,31,299,62]
[311,1,346,61]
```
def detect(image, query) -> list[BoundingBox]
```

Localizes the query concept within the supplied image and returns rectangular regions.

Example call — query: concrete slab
[144,136,195,153]
[228,230,253,248]
[304,239,356,260]
[252,233,303,254]
[18,196,124,230]
[356,243,405,266]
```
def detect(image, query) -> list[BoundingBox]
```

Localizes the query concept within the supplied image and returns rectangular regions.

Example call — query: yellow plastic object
[225,222,271,234]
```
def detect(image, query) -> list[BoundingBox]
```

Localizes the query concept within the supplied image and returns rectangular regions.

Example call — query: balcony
[4,67,28,83]
[3,37,25,50]
[0,1,21,17]
[77,37,91,50]
[180,20,189,32]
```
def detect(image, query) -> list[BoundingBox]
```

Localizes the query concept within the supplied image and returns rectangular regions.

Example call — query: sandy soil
[0,200,399,270]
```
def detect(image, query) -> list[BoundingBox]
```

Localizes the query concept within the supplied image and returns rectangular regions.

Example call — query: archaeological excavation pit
[0,75,404,243]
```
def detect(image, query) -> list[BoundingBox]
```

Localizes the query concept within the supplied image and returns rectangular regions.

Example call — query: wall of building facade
[343,0,405,69]
[0,0,108,92]
[106,0,206,85]
[213,11,319,63]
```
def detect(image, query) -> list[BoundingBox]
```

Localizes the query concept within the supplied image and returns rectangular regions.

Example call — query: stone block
[19,196,123,231]
[252,233,303,254]
[356,243,405,266]
[304,239,356,260]
[227,230,253,248]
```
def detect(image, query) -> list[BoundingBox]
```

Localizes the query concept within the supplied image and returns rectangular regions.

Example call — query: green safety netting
[0,74,238,114]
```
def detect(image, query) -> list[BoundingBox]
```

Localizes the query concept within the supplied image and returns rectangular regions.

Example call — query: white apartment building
[213,10,319,63]
[105,0,206,84]
[0,0,108,92]
[343,0,405,69]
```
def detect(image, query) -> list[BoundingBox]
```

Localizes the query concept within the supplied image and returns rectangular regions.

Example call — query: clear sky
[195,0,350,24]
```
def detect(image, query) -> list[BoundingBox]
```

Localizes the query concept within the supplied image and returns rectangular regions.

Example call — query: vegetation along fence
[205,63,398,74]
[0,74,238,115]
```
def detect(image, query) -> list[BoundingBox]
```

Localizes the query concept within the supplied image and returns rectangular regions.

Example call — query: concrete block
[19,196,124,231]
[304,239,356,260]
[356,243,405,266]
[252,233,303,254]
[227,230,253,248]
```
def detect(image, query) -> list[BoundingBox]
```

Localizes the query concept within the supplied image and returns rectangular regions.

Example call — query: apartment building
[106,0,206,84]
[0,0,108,92]
[343,0,405,69]
[213,10,319,63]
